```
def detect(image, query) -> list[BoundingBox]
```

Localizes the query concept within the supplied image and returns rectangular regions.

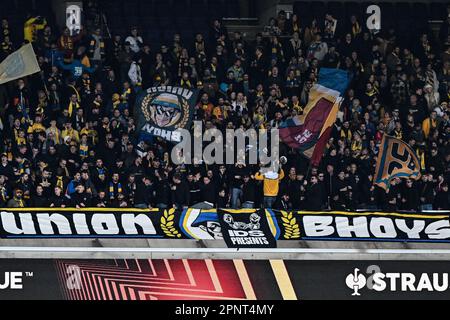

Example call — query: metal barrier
[2,246,450,260]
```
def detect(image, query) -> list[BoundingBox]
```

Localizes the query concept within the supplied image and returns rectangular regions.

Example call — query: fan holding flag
[280,68,351,168]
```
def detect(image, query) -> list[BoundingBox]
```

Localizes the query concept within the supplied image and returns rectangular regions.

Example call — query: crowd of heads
[0,3,449,211]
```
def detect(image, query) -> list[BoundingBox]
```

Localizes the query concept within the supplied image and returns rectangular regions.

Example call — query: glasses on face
[155,105,177,118]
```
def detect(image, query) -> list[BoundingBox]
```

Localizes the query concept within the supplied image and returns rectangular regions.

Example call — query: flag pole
[39,69,49,99]
[305,161,313,182]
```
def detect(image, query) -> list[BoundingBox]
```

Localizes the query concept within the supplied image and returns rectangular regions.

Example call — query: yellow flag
[0,43,41,85]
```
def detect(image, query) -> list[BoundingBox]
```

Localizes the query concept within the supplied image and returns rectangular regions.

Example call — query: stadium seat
[104,0,124,22]
[328,2,345,21]
[310,1,326,18]
[172,0,191,17]
[410,2,429,33]
[144,27,162,43]
[430,3,446,20]
[175,17,193,29]
[125,16,140,28]
[344,2,362,19]
[15,0,33,14]
[159,17,174,28]
[140,1,156,18]
[154,1,172,18]
[140,15,158,25]
[162,28,177,43]
[377,2,395,30]
[180,28,195,42]
[123,0,139,16]
[208,0,226,19]
[192,16,208,25]
[191,0,208,16]
[225,0,240,18]
[411,2,429,19]
[395,2,412,21]
[294,1,311,21]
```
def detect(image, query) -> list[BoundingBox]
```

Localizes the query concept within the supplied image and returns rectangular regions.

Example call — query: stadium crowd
[0,4,449,211]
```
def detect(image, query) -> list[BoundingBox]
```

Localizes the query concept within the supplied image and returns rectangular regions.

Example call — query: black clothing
[305,183,323,211]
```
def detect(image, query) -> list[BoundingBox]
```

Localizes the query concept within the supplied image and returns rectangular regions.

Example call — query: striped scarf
[0,186,7,202]
[68,102,80,117]
[352,22,361,37]
[79,144,89,158]
[13,196,24,207]
[109,182,122,198]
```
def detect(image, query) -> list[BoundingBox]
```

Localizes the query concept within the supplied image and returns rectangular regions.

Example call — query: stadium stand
[0,0,448,212]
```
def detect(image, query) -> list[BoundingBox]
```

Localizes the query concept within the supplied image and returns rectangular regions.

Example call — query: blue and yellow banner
[0,208,449,243]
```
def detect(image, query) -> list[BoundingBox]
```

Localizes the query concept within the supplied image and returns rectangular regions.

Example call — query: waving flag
[280,68,350,166]
[373,135,421,190]
[136,86,198,143]
[0,44,41,85]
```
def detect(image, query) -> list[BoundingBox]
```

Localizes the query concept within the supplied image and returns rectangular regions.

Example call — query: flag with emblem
[373,135,422,190]
[136,86,198,143]
[0,43,41,85]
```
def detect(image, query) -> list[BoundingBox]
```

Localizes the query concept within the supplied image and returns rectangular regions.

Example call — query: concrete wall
[256,0,281,26]
[2,238,450,260]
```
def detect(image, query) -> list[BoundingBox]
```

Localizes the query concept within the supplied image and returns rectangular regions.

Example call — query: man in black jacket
[134,176,154,209]
[281,167,303,209]
[434,184,449,210]
[419,174,435,211]
[230,162,247,208]
[171,174,190,210]
[275,193,291,210]
[155,170,171,209]
[306,176,323,211]
[242,174,256,208]
[71,184,92,208]
[32,185,48,207]
[49,186,67,208]
[193,176,217,209]
[401,179,420,211]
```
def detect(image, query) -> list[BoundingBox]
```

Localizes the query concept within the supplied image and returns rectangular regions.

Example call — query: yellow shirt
[27,122,46,134]
[24,17,46,42]
[16,137,26,146]
[255,169,285,197]
[61,128,80,143]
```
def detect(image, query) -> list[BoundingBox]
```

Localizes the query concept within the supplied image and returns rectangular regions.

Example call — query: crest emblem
[141,93,190,129]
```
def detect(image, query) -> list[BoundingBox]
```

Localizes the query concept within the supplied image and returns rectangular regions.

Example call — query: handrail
[1,247,450,254]
[2,247,450,260]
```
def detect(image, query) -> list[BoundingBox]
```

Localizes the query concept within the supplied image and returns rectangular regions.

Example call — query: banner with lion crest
[136,86,198,143]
